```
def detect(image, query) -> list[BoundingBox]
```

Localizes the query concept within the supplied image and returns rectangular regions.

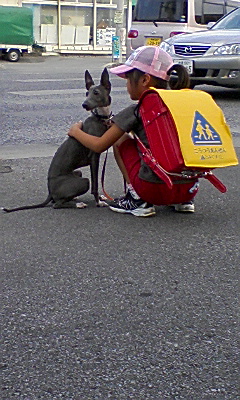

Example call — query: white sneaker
[174,201,195,213]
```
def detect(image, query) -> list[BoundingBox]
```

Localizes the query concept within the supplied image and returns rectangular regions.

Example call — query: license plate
[173,59,193,74]
[145,37,162,46]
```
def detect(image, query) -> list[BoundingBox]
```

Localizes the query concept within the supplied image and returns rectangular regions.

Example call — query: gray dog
[3,68,112,213]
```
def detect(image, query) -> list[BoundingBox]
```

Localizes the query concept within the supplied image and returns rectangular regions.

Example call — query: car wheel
[6,50,21,62]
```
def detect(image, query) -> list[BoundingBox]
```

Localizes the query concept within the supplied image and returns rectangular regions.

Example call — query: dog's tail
[2,194,52,213]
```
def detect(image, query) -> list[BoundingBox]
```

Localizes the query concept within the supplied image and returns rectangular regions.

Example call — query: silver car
[160,7,240,88]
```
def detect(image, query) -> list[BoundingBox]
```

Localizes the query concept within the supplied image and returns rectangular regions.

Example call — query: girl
[68,46,199,217]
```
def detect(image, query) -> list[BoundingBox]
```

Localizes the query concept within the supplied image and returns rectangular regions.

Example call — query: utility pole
[113,0,124,63]
[57,0,61,50]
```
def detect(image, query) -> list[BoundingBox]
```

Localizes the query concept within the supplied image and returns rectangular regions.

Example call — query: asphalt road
[1,53,240,150]
[0,55,240,400]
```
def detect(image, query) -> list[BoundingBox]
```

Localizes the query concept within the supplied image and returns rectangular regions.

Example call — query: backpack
[135,88,238,193]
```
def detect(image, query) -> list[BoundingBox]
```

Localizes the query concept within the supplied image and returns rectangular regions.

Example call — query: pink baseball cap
[110,46,174,81]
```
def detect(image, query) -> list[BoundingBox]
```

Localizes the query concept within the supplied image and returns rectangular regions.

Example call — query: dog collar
[91,109,113,120]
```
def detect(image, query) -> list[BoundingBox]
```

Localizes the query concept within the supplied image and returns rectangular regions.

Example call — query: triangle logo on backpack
[191,111,222,146]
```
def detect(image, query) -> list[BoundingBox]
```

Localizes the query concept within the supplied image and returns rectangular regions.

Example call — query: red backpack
[134,88,238,193]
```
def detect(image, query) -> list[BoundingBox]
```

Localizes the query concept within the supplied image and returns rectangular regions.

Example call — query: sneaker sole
[131,208,156,217]
[174,206,195,213]
[109,206,156,217]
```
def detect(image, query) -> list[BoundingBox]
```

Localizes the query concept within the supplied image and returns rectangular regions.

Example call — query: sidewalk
[0,144,58,160]
[0,142,115,162]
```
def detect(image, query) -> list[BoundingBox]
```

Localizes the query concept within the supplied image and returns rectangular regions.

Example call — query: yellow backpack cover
[152,88,238,168]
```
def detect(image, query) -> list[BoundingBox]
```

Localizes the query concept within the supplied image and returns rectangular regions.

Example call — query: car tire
[6,50,21,62]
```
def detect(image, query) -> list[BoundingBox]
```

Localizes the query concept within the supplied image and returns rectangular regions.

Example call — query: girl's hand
[68,121,83,138]
[66,120,124,153]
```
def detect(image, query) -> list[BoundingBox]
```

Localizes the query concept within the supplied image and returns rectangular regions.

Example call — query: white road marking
[9,87,125,96]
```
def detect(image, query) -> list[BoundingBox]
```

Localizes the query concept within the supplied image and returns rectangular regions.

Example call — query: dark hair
[125,64,190,90]
[168,64,190,89]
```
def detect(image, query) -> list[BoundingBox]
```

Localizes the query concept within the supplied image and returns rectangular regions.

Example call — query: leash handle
[101,149,114,201]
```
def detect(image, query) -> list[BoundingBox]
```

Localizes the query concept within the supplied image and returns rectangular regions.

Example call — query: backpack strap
[134,134,173,189]
[135,133,227,192]
[201,172,227,193]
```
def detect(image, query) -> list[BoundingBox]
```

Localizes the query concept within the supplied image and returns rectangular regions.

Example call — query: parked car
[160,7,240,88]
[127,0,240,58]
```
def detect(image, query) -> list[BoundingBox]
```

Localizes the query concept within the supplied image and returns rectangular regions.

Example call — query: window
[212,6,240,29]
[195,0,225,24]
[96,7,127,46]
[61,6,93,45]
[133,0,187,23]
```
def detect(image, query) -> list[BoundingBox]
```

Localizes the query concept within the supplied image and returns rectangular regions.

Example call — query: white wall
[0,0,20,5]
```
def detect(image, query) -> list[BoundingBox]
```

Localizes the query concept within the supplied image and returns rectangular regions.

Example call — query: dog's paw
[97,200,109,207]
[76,202,87,209]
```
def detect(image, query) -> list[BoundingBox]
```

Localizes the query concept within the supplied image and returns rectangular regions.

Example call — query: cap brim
[109,64,134,78]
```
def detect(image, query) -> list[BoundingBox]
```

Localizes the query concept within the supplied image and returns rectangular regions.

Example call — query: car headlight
[214,44,240,55]
[160,41,174,54]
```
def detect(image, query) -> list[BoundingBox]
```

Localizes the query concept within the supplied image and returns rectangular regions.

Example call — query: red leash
[101,149,114,201]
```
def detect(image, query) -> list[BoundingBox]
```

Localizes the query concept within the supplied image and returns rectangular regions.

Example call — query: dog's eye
[86,91,89,96]
[93,89,99,95]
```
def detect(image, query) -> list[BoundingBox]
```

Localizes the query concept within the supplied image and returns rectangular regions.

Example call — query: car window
[211,7,240,29]
[133,0,187,23]
[195,0,225,24]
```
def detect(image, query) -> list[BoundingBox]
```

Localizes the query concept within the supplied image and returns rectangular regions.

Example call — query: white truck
[0,5,33,62]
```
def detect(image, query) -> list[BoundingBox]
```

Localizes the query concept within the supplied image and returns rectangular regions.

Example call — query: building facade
[1,0,133,55]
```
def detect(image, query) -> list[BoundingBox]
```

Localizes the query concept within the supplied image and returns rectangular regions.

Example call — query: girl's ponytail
[168,64,190,90]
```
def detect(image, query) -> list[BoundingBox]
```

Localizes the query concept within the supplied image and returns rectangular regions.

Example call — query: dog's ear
[100,67,111,93]
[85,70,95,90]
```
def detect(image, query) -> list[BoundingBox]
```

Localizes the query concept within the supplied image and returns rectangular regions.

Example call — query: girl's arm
[68,122,125,153]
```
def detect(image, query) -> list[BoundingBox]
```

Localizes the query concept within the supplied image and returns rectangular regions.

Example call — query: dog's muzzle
[82,102,91,111]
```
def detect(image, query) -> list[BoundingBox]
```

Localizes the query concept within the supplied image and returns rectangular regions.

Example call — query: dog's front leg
[90,154,108,207]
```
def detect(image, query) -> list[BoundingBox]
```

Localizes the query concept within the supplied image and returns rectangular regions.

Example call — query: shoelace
[118,197,144,210]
